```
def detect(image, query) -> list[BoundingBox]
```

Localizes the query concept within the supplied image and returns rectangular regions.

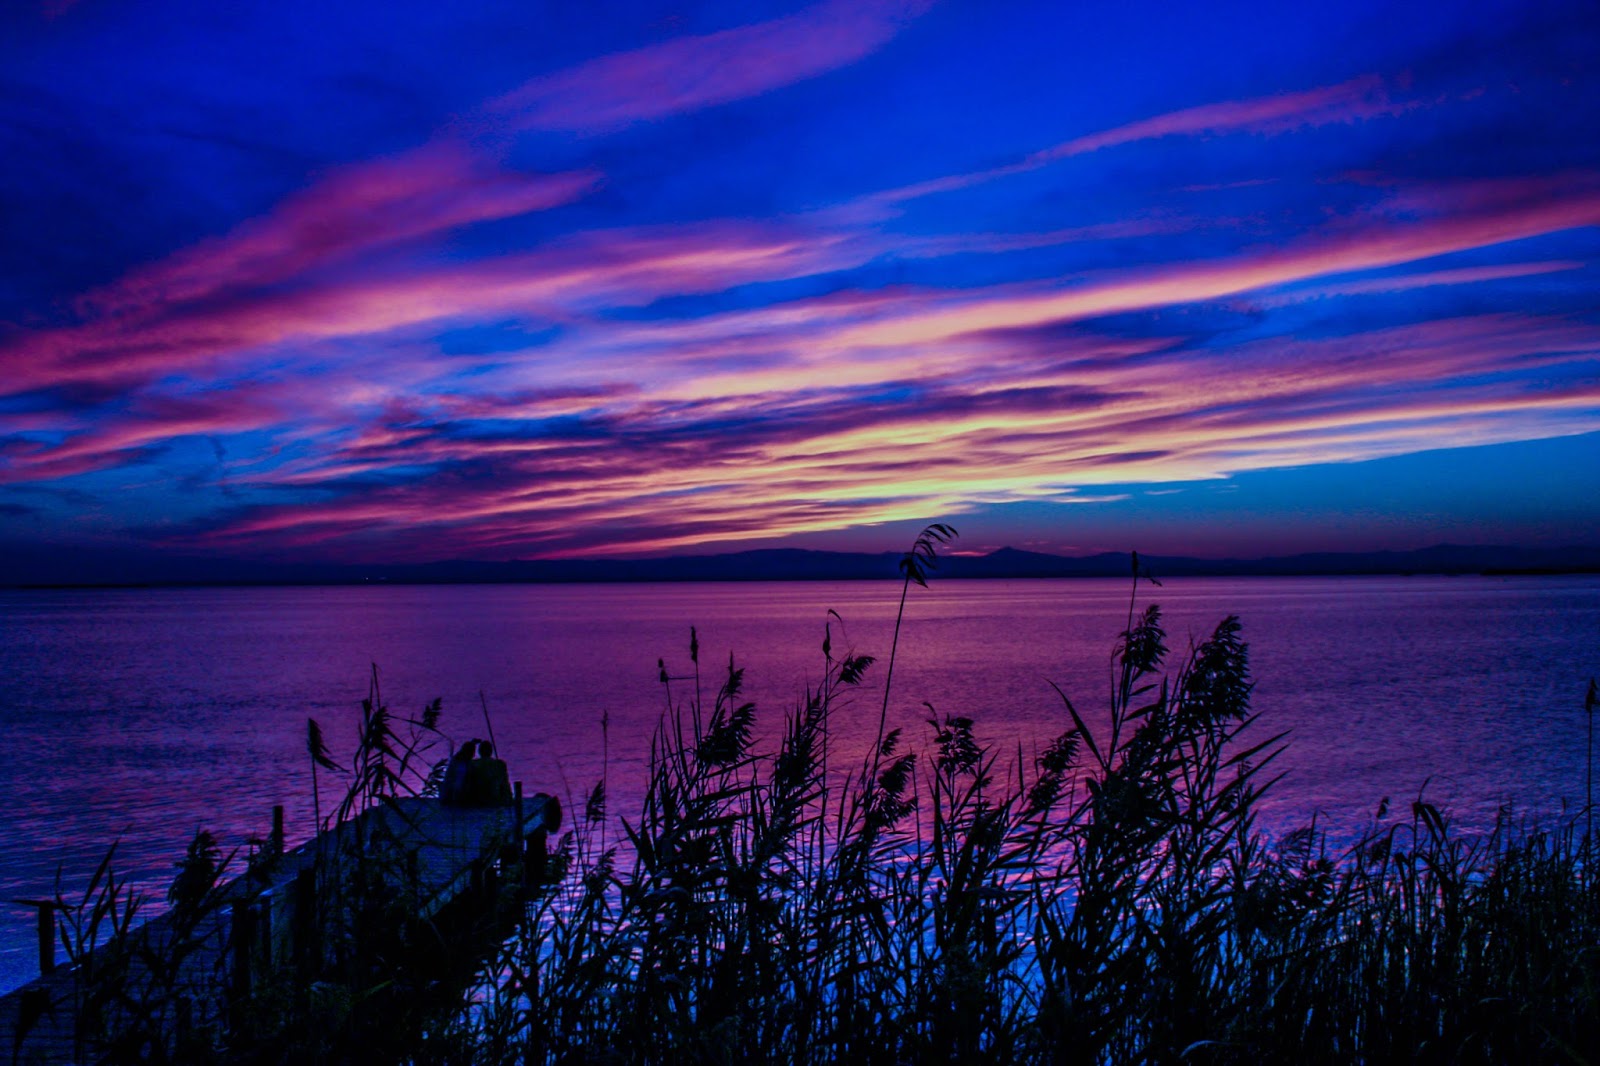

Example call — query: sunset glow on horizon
[2,0,1598,573]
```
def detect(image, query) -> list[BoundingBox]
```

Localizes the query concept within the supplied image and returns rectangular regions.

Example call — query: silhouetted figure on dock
[441,741,477,806]
[463,740,513,806]
[442,738,512,807]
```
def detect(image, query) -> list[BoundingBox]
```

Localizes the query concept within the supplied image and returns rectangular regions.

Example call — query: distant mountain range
[357,543,1600,583]
[6,543,1599,587]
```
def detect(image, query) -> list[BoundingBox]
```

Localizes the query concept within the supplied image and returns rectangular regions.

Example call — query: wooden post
[231,901,255,1004]
[292,867,318,978]
[258,895,273,972]
[37,901,55,976]
[526,826,547,886]
[514,782,526,890]
[271,805,285,855]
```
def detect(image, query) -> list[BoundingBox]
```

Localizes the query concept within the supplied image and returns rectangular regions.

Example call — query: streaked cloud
[3,1,1598,563]
[0,221,865,394]
[490,0,931,133]
[870,75,1409,206]
[827,177,1600,351]
[76,143,600,320]
[1253,260,1584,304]
[5,161,1598,556]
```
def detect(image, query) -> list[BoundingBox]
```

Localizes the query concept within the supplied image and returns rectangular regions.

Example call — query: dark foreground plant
[442,542,1600,1066]
[26,539,1600,1064]
[24,668,475,1065]
[41,831,236,1064]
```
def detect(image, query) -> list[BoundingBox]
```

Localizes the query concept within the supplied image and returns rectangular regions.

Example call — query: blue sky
[1,0,1597,568]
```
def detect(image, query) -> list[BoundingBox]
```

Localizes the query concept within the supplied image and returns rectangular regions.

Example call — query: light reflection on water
[1,574,1596,991]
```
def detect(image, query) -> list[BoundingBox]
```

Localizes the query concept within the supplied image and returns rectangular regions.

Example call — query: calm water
[2,575,1598,991]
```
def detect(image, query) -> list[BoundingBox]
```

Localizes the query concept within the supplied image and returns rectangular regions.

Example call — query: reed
[43,830,237,1064]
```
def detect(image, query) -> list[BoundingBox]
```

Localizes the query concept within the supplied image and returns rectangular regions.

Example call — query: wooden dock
[1,791,560,1065]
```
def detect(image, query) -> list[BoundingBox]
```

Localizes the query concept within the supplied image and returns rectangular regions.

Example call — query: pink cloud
[893,215,1201,259]
[77,142,598,320]
[0,221,865,395]
[1040,75,1400,159]
[829,178,1600,350]
[14,0,933,397]
[0,390,287,485]
[875,75,1406,204]
[490,0,929,133]
[1253,260,1584,304]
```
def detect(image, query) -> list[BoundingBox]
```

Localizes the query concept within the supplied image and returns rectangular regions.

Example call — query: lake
[2,574,1597,991]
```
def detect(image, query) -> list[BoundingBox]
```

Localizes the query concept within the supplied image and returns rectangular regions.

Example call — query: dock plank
[0,794,558,1064]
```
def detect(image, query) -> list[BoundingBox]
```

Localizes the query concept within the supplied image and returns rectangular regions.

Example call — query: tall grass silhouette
[437,529,1600,1063]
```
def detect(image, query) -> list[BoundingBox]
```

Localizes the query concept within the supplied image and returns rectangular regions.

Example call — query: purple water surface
[2,575,1597,991]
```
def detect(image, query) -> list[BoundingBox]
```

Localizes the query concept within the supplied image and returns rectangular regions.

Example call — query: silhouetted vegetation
[437,532,1600,1064]
[18,529,1600,1063]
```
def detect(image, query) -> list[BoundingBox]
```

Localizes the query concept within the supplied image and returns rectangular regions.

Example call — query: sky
[1,0,1598,572]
